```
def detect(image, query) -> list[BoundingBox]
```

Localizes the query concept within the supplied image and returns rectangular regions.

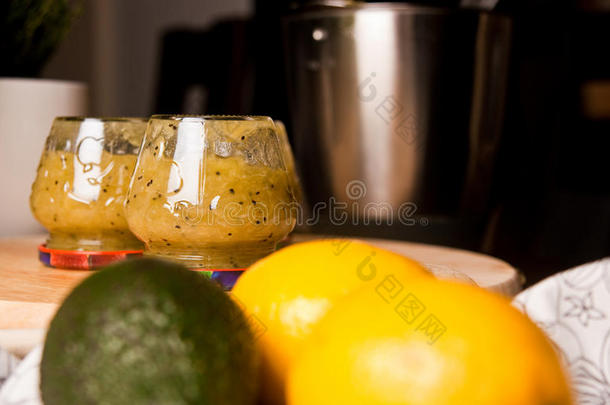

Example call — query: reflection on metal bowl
[283,3,511,248]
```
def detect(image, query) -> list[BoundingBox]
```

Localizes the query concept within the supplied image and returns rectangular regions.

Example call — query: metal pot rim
[283,2,508,21]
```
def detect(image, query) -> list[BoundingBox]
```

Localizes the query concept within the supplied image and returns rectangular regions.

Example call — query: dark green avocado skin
[41,258,259,405]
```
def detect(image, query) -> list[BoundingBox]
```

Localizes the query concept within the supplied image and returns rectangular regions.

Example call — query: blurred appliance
[155,15,289,123]
[283,2,511,248]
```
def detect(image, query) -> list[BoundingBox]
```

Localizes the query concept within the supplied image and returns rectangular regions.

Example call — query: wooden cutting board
[0,234,522,330]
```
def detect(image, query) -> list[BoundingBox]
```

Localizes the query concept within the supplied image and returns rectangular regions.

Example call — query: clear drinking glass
[125,115,297,269]
[30,117,146,252]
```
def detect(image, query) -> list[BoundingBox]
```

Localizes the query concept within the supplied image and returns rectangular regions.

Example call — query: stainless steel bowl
[283,3,511,246]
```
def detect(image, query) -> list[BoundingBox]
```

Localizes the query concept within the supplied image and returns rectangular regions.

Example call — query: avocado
[40,258,259,405]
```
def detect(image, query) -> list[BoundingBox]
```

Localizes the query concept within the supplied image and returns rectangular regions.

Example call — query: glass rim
[149,114,273,122]
[54,116,148,122]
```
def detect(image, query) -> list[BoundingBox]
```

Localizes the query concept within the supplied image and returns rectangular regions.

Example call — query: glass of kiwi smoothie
[30,117,146,256]
[125,115,297,271]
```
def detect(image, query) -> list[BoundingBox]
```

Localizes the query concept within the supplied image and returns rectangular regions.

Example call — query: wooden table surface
[0,234,522,331]
[0,235,89,330]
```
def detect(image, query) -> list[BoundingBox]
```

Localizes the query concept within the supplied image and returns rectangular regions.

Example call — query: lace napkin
[514,258,610,404]
[0,346,41,405]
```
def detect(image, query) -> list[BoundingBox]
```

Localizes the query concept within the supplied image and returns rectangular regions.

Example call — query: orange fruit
[231,239,431,404]
[287,278,574,405]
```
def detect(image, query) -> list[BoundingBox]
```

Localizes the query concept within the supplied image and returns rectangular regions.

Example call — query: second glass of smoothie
[125,115,297,270]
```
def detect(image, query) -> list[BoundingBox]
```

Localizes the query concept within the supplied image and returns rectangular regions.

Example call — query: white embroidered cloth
[514,258,610,404]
